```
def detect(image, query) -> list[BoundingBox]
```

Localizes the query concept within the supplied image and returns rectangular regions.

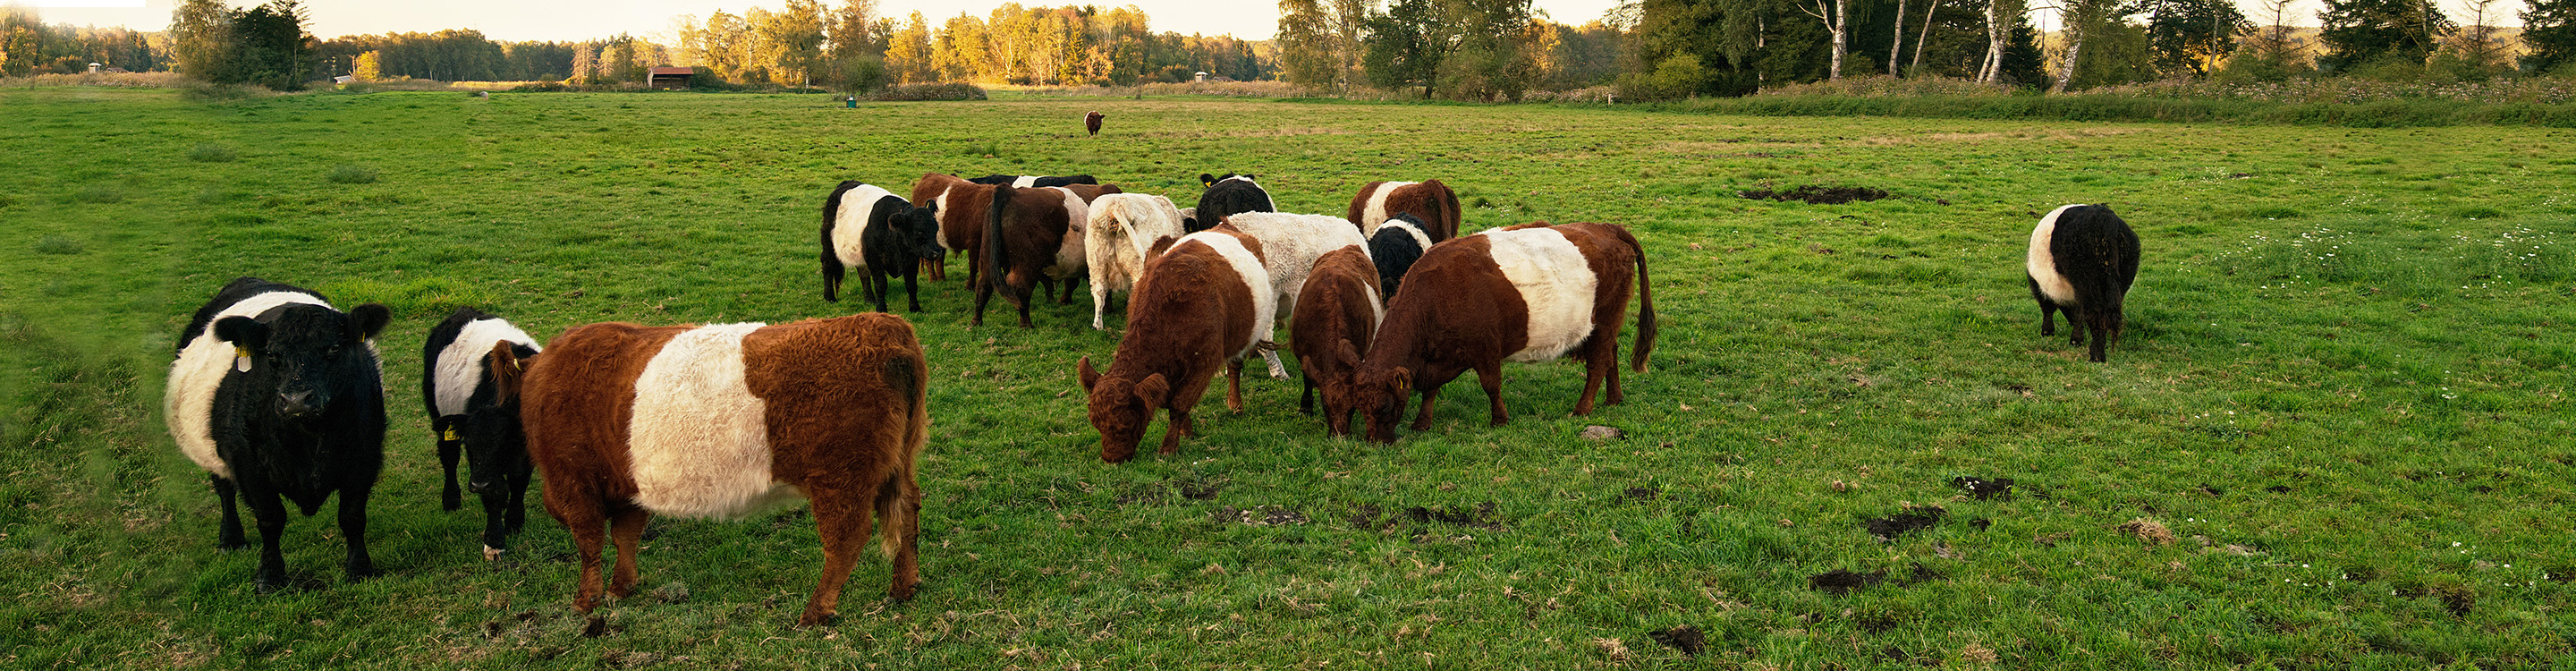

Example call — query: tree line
[9,0,2576,99]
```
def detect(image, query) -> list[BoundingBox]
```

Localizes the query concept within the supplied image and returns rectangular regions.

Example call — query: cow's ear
[1242,174,1255,182]
[1180,217,1197,231]
[214,316,269,351]
[1199,174,1216,186]
[919,200,937,214]
[1134,374,1169,408]
[485,342,527,404]
[348,303,393,343]
[1334,338,1361,371]
[1077,356,1100,393]
[1389,368,1412,395]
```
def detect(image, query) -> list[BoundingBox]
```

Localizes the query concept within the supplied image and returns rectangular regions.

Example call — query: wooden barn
[648,67,694,90]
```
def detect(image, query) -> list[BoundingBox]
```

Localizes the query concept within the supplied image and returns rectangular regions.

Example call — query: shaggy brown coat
[1291,245,1383,437]
[1349,222,1657,443]
[1078,225,1268,463]
[517,314,928,627]
[910,173,996,284]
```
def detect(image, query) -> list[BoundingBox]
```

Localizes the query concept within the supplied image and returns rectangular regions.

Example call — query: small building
[648,67,694,90]
[1193,71,1208,82]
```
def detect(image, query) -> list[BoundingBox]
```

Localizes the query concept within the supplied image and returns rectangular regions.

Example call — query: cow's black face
[466,343,536,494]
[219,303,391,425]
[897,204,945,261]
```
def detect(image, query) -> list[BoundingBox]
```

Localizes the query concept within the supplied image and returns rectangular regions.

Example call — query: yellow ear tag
[233,346,251,372]
[443,428,460,441]
[509,357,522,370]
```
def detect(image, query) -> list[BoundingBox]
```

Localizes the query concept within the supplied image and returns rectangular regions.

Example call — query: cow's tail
[879,344,928,560]
[1429,179,1463,242]
[1617,224,1657,372]
[983,184,1015,299]
[821,181,864,302]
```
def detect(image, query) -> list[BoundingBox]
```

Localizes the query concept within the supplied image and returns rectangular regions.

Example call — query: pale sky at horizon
[10,0,2523,44]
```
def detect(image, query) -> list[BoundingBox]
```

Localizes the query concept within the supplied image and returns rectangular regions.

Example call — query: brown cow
[1348,222,1657,444]
[1346,180,1462,242]
[518,314,928,626]
[974,184,1085,328]
[1291,245,1383,437]
[1085,110,1104,136]
[1077,225,1274,463]
[910,173,997,284]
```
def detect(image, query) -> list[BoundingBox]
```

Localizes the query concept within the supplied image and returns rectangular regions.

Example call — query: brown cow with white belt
[1346,180,1462,242]
[517,313,928,626]
[1079,225,1274,463]
[1347,222,1657,443]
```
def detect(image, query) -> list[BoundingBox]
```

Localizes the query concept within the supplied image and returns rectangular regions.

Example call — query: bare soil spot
[1647,625,1705,657]
[1740,185,1889,205]
[1866,505,1946,539]
[1211,505,1307,526]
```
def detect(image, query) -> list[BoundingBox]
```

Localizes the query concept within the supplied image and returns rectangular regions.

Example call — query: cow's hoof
[217,539,250,552]
[345,562,376,582]
[442,495,462,512]
[253,576,285,594]
[483,545,506,562]
[795,611,837,628]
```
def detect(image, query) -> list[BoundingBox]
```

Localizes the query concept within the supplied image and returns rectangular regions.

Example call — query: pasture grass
[0,88,2572,669]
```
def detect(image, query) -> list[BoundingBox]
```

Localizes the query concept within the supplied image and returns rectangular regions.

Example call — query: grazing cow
[1290,246,1384,437]
[2025,204,2141,362]
[1219,211,1368,379]
[911,173,1002,284]
[821,181,947,312]
[1084,193,1190,329]
[1078,225,1274,463]
[1367,213,1435,298]
[973,184,1083,328]
[967,174,1098,188]
[1348,223,1657,444]
[165,276,392,590]
[1035,184,1122,306]
[1189,174,1272,234]
[1345,179,1462,242]
[1085,111,1104,136]
[518,313,928,627]
[421,307,542,560]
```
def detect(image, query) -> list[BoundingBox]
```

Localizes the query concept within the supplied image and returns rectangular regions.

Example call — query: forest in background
[0,0,2569,100]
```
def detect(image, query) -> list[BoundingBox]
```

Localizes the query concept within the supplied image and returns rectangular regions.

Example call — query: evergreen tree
[2318,0,2453,70]
[2138,0,2248,76]
[2523,0,2576,72]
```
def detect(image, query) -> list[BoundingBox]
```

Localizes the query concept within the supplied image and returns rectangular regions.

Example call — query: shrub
[864,82,989,101]
[33,235,82,255]
[326,165,380,184]
[188,143,238,163]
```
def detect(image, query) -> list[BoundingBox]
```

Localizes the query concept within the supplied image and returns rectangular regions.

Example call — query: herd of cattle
[159,169,2137,626]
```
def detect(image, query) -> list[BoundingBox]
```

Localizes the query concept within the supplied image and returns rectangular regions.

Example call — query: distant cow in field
[165,276,393,590]
[1220,211,1368,379]
[1079,225,1275,462]
[911,173,1002,284]
[1367,213,1435,298]
[2025,204,2141,362]
[518,313,928,627]
[422,307,542,560]
[1291,245,1384,437]
[1348,223,1657,443]
[822,181,947,312]
[974,184,1085,328]
[1085,111,1104,136]
[1189,174,1272,234]
[1083,193,1190,329]
[1346,180,1462,242]
[968,174,1099,188]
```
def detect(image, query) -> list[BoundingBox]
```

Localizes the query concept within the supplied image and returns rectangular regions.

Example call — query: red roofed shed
[648,67,694,90]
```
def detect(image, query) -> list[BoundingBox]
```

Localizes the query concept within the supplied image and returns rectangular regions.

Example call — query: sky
[11,0,2517,43]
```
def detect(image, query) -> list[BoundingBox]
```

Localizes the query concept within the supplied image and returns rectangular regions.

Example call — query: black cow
[1188,173,1273,234]
[2024,204,2142,362]
[165,276,391,590]
[422,307,542,560]
[822,181,948,312]
[968,174,1099,188]
[1368,213,1434,298]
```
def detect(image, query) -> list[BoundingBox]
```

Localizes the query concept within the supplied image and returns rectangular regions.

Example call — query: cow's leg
[212,474,249,551]
[1090,283,1112,330]
[1060,276,1080,305]
[1479,361,1512,425]
[242,487,291,592]
[559,501,608,613]
[874,471,923,602]
[336,486,375,582]
[438,430,462,511]
[1016,290,1034,328]
[607,505,649,599]
[902,268,923,312]
[1575,339,1611,415]
[869,271,892,313]
[1411,384,1444,431]
[1233,356,1252,409]
[800,481,877,627]
[479,483,511,560]
[1161,407,1191,455]
[970,279,993,327]
[1300,377,1316,414]
[504,459,531,534]
[1605,354,1625,407]
[2063,304,2087,346]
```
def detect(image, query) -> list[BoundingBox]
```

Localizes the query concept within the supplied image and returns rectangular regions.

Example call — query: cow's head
[1352,364,1413,444]
[216,302,392,425]
[1319,340,1367,437]
[465,341,538,496]
[894,201,945,261]
[1079,356,1167,463]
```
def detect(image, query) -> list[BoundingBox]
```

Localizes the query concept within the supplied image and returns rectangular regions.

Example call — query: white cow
[1083,193,1190,330]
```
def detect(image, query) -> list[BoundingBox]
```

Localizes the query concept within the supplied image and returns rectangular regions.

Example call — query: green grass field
[3,88,2572,669]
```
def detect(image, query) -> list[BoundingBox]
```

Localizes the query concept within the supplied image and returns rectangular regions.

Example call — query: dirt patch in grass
[1647,625,1705,657]
[1739,185,1889,204]
[1949,476,2017,500]
[1810,563,1941,595]
[1211,505,1307,526]
[1408,502,1503,529]
[1866,505,1946,539]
